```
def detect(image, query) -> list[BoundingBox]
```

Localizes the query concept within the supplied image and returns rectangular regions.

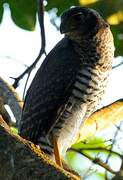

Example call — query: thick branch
[0,116,79,180]
[0,77,23,125]
[79,99,123,141]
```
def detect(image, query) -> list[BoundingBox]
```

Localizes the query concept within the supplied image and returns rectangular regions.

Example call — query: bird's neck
[69,34,101,65]
[67,27,114,71]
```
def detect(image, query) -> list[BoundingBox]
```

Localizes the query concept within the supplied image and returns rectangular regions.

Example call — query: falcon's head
[60,7,108,37]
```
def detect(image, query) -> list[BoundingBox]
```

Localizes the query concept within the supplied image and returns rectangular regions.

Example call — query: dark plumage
[19,7,114,156]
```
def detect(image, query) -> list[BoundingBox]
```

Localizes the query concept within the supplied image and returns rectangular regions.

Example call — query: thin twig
[100,122,122,178]
[68,147,122,158]
[12,0,46,89]
[113,61,123,69]
[68,148,117,175]
[0,56,28,68]
[106,121,123,164]
[83,162,96,179]
[115,124,123,133]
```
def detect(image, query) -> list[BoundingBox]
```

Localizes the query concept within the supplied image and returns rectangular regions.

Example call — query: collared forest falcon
[19,7,114,157]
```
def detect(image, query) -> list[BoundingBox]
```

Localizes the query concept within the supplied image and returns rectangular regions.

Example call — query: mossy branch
[0,116,79,180]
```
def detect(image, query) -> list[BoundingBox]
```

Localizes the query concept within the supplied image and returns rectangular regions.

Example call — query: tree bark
[79,99,123,141]
[0,116,79,180]
[0,77,23,125]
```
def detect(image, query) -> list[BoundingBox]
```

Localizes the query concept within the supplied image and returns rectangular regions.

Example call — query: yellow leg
[53,136,80,179]
[53,136,62,167]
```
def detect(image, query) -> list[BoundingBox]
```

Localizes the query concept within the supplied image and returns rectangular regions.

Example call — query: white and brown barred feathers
[19,7,114,155]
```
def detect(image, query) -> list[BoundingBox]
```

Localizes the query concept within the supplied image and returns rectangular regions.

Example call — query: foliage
[0,1,4,24]
[45,0,80,16]
[0,0,37,30]
[66,137,121,179]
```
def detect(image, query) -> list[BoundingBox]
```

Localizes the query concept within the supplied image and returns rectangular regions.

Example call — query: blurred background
[0,0,123,179]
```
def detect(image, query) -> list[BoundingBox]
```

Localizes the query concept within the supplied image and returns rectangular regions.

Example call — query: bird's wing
[19,38,81,143]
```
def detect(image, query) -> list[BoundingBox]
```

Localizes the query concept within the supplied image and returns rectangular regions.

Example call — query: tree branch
[68,148,117,175]
[0,116,79,180]
[78,99,123,141]
[113,60,123,69]
[68,147,122,158]
[12,0,46,89]
[0,97,11,124]
[0,77,23,126]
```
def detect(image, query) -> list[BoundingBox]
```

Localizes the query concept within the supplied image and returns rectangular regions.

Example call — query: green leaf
[91,172,106,180]
[68,137,120,162]
[45,0,80,16]
[7,0,37,31]
[111,24,123,57]
[0,1,4,24]
[72,137,110,149]
[66,150,76,162]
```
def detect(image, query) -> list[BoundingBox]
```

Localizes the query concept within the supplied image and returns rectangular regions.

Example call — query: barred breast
[49,65,109,154]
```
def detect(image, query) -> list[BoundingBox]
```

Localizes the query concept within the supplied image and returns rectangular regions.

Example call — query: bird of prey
[19,7,114,164]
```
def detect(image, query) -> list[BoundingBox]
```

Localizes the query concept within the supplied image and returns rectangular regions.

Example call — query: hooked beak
[60,22,67,34]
